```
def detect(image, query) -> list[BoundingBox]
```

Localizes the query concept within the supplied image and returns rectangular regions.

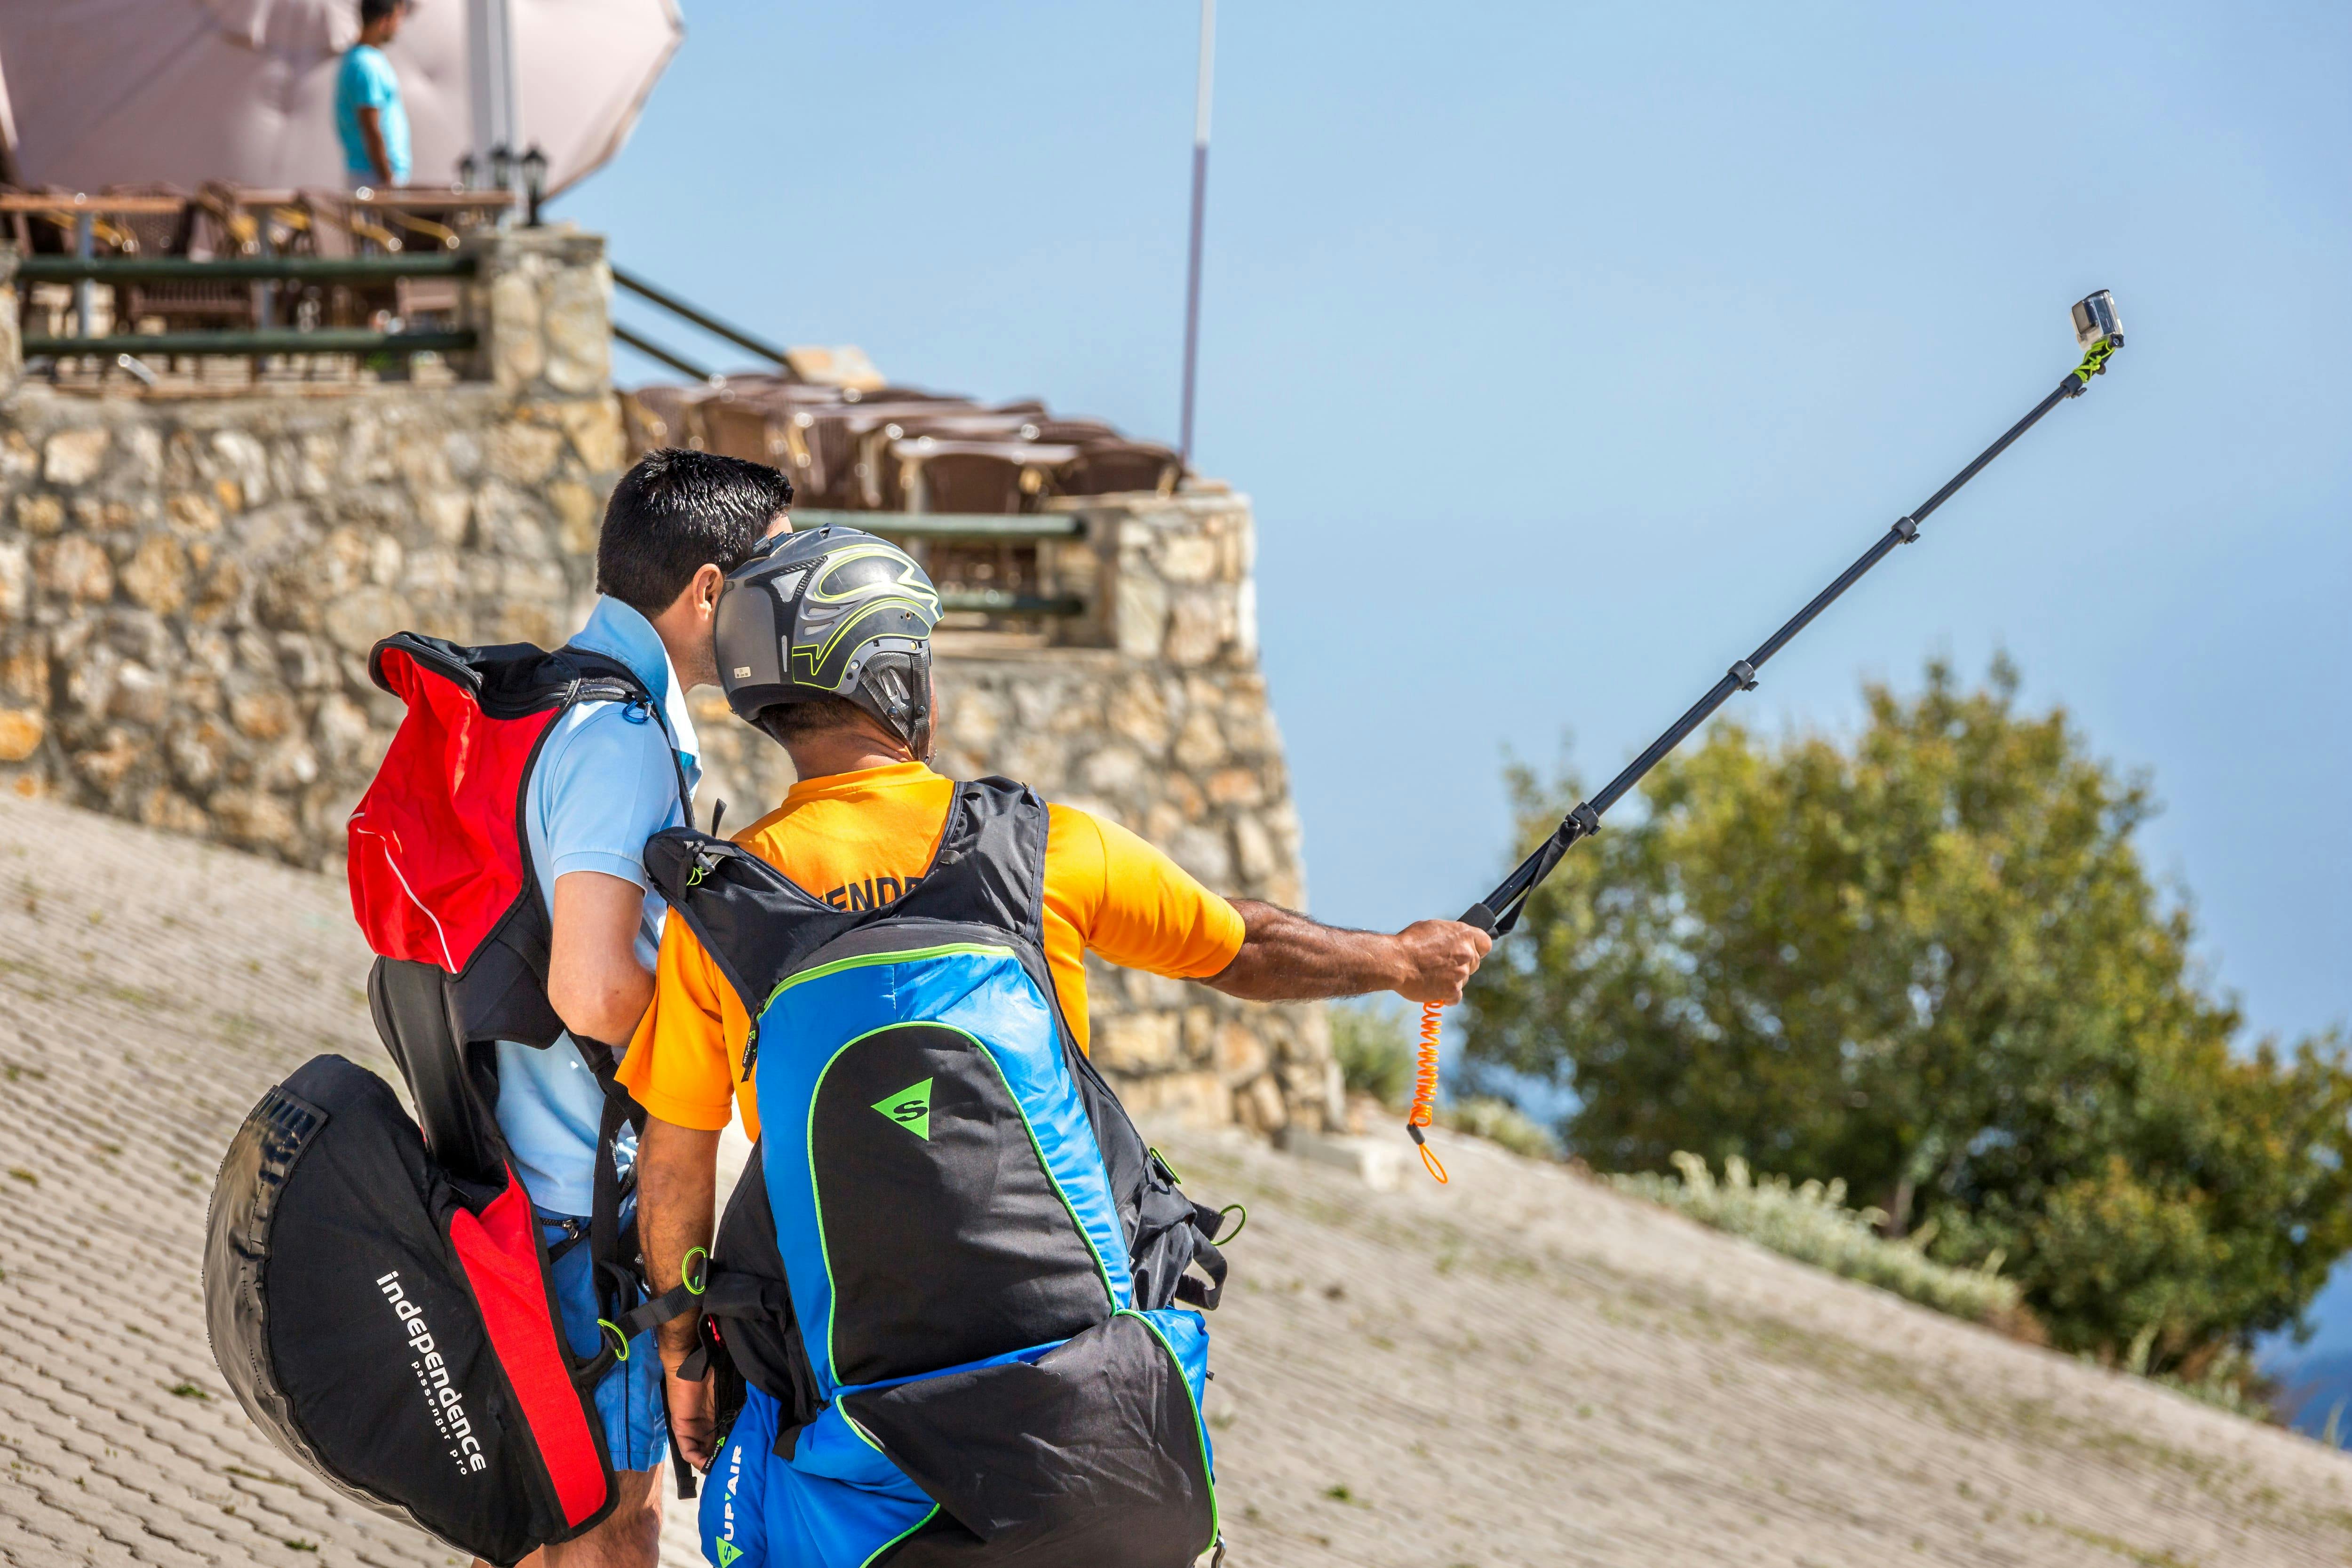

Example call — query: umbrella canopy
[0,0,682,196]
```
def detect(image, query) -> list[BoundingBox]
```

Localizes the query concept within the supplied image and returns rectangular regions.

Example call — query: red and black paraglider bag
[204,634,669,1567]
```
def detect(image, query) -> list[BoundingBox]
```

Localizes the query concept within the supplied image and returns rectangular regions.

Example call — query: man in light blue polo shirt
[499,449,793,1568]
[335,0,412,188]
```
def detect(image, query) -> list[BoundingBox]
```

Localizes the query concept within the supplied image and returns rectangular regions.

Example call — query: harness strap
[1175,1235,1227,1311]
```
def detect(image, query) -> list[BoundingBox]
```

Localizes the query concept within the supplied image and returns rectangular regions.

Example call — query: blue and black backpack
[644,777,1235,1568]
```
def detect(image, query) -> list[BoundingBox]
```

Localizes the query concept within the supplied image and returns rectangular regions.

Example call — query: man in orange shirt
[623,527,1487,1564]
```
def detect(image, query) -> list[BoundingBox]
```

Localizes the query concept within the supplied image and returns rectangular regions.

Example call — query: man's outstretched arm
[1206,900,1492,1005]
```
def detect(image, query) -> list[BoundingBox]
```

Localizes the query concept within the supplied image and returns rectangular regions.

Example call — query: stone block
[207,429,270,506]
[1165,824,1232,889]
[1232,812,1279,884]
[0,642,47,703]
[415,486,472,544]
[1149,772,1199,827]
[35,537,112,601]
[228,687,298,742]
[165,719,230,789]
[1163,590,1228,666]
[548,479,601,554]
[1215,1019,1269,1085]
[1108,671,1172,753]
[1114,570,1168,659]
[1080,743,1144,796]
[1277,1129,1405,1191]
[210,788,298,851]
[119,536,189,614]
[15,493,63,534]
[1234,1072,1288,1134]
[138,787,208,835]
[0,708,44,762]
[0,541,25,621]
[486,422,565,486]
[1156,533,1218,585]
[106,664,168,726]
[557,398,626,475]
[1092,1011,1184,1073]
[43,427,110,486]
[166,492,222,533]
[543,267,611,395]
[75,730,146,796]
[1110,1070,1231,1129]
[1173,708,1225,772]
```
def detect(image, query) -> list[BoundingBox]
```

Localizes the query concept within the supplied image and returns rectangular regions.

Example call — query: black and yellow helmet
[714,525,943,754]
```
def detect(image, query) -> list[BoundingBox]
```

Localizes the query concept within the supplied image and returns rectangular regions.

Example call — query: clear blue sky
[558,3,2347,1053]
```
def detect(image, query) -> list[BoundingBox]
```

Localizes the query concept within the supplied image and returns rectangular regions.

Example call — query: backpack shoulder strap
[644,830,846,1019]
[895,777,1049,945]
[555,645,694,819]
[555,645,650,705]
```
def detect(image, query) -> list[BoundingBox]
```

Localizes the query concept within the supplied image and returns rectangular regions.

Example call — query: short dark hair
[754,696,874,745]
[596,449,793,617]
[359,0,405,23]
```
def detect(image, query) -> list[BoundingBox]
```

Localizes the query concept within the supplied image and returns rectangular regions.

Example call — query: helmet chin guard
[714,525,943,755]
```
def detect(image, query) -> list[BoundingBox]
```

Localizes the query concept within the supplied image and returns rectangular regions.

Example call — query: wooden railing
[17,254,479,360]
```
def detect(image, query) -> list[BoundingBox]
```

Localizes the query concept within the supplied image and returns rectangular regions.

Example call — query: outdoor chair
[1058,438,1183,498]
[890,437,1081,514]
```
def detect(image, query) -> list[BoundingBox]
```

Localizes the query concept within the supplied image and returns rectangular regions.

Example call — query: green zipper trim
[805,1017,1119,1386]
[858,1503,940,1567]
[1122,1309,1220,1552]
[765,942,1018,1015]
[804,1023,900,1390]
[841,1408,886,1455]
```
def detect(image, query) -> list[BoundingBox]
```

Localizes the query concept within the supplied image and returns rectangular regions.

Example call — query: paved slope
[0,796,2347,1568]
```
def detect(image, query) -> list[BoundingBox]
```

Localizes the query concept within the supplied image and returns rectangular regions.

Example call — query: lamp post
[521,145,548,226]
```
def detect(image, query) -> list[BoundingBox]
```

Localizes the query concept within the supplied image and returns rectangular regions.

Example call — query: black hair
[596,448,794,617]
[754,696,882,746]
[359,0,404,24]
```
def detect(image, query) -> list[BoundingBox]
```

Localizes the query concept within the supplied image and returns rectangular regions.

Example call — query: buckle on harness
[596,1319,630,1361]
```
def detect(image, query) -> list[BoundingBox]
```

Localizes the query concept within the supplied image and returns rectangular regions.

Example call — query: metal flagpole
[1178,0,1216,465]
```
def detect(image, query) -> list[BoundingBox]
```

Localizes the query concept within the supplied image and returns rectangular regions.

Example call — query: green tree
[1461,657,2352,1369]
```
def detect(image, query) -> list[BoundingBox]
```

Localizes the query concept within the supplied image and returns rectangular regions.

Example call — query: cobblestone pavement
[3,795,2350,1567]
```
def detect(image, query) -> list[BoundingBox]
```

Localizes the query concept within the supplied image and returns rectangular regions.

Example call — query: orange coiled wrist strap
[1403,1001,1448,1184]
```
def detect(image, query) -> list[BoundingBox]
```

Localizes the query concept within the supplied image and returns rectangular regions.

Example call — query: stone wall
[0,231,1337,1134]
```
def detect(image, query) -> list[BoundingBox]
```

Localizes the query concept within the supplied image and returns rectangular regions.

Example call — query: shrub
[1330,1001,1415,1109]
[1464,657,2352,1370]
[1613,1152,2024,1325]
[1442,1096,1560,1159]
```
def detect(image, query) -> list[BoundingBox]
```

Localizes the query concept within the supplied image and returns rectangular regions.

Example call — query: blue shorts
[540,1206,669,1472]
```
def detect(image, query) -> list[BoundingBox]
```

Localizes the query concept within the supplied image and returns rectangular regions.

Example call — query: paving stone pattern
[3,796,2349,1567]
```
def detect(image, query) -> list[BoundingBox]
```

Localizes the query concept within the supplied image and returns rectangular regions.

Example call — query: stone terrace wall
[0,237,1337,1133]
[0,229,624,855]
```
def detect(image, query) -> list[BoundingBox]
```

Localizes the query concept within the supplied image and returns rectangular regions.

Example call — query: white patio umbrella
[0,0,682,196]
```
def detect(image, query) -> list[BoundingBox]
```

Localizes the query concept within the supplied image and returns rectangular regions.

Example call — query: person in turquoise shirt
[335,0,412,188]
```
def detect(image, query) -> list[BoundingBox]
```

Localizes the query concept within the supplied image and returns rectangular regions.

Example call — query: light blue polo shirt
[494,597,701,1217]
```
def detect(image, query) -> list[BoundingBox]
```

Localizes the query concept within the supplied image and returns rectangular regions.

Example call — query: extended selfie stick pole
[1402,291,2128,1184]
